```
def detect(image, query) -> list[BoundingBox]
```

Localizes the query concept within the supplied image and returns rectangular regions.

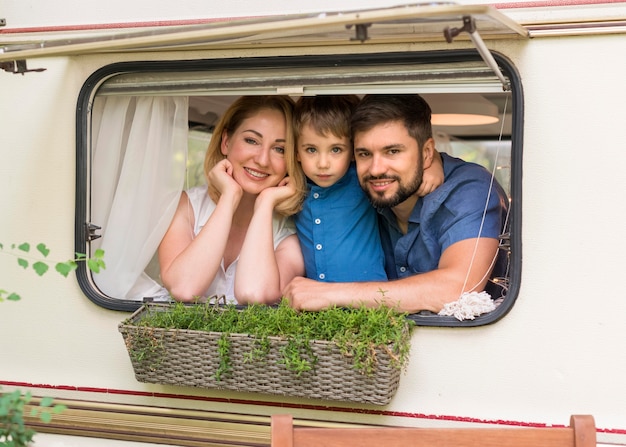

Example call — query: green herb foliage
[128,299,414,380]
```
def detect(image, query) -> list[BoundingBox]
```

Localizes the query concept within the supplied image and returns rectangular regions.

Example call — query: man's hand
[282,277,337,311]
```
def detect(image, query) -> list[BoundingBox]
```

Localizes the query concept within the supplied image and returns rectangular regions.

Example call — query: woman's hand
[208,159,243,203]
[255,176,297,210]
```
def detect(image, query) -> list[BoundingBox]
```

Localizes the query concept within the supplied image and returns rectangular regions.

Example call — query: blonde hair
[203,95,306,216]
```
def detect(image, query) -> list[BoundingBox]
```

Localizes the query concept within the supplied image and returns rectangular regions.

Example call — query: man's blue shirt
[295,164,387,282]
[378,152,508,279]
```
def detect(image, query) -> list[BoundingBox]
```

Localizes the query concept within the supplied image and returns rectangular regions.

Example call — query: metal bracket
[0,60,47,75]
[444,16,511,91]
[85,222,102,242]
[499,231,511,252]
[346,23,371,43]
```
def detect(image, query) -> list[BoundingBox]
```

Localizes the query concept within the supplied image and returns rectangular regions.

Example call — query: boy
[293,95,443,282]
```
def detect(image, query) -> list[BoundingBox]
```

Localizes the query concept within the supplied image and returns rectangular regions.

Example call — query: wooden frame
[270,414,596,447]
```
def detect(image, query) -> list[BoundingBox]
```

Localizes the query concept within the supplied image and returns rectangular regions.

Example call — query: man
[282,94,508,314]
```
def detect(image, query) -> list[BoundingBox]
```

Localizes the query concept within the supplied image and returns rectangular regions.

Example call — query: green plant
[126,299,414,381]
[0,242,105,445]
[123,325,166,372]
[0,389,67,447]
[0,242,105,301]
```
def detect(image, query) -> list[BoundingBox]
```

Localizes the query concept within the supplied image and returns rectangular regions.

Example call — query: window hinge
[444,16,511,92]
[346,23,371,43]
[85,222,102,242]
[0,60,47,75]
[499,232,511,253]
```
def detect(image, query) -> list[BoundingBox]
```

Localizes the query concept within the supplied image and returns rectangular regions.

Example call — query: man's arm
[282,237,499,313]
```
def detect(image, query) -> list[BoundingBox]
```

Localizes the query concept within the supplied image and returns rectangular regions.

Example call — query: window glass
[76,51,521,325]
[186,127,211,189]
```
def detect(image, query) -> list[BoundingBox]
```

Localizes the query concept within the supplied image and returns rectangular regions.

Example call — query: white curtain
[91,95,188,300]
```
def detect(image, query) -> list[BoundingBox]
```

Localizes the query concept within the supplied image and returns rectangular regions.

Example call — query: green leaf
[40,411,52,423]
[55,261,76,278]
[40,396,54,407]
[52,404,67,414]
[94,248,105,259]
[87,258,103,273]
[36,243,50,258]
[17,258,28,269]
[7,293,21,301]
[75,252,87,260]
[33,261,49,276]
[18,242,30,252]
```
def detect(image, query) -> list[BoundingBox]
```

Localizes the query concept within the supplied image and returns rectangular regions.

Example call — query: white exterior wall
[0,0,500,27]
[1,2,626,445]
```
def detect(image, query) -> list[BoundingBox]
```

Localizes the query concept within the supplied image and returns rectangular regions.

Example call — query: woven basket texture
[119,304,402,405]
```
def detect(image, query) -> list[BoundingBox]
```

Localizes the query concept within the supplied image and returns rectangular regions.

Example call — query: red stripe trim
[493,0,626,8]
[1,380,623,434]
[0,17,238,34]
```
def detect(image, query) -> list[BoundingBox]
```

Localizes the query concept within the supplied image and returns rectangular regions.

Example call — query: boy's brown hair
[294,95,361,140]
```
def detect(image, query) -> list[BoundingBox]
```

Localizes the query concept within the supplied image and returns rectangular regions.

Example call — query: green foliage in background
[0,242,105,302]
[0,242,106,445]
[0,390,67,447]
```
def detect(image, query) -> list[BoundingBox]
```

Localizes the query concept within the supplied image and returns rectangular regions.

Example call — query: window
[75,50,522,326]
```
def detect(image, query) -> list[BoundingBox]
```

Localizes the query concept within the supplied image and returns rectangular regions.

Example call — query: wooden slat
[272,415,596,447]
[24,398,270,447]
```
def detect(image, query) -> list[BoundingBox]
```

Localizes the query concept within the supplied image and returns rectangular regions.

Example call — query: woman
[158,96,306,304]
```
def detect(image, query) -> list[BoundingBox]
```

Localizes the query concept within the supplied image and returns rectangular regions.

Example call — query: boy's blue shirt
[294,163,387,282]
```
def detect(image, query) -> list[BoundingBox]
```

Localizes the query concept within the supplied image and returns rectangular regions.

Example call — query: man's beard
[361,169,423,209]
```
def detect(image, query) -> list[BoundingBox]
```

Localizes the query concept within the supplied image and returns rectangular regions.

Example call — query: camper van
[1,0,625,445]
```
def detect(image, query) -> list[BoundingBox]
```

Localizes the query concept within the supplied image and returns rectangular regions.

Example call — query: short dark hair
[351,94,432,148]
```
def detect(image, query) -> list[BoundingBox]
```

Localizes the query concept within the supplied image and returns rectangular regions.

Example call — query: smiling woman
[156,96,305,304]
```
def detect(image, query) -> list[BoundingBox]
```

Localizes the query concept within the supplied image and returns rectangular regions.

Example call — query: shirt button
[316,244,323,250]
[313,193,320,199]
[399,266,407,273]
[319,273,325,280]
[314,218,321,224]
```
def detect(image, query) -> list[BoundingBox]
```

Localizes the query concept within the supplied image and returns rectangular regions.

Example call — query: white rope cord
[442,95,512,320]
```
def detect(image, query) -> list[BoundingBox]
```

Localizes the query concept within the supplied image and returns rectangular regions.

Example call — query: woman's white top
[186,186,296,303]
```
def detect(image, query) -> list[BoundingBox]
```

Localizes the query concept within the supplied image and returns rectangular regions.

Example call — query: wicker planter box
[119,303,410,405]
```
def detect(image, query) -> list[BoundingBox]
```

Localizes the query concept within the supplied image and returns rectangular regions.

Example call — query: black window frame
[75,49,523,327]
